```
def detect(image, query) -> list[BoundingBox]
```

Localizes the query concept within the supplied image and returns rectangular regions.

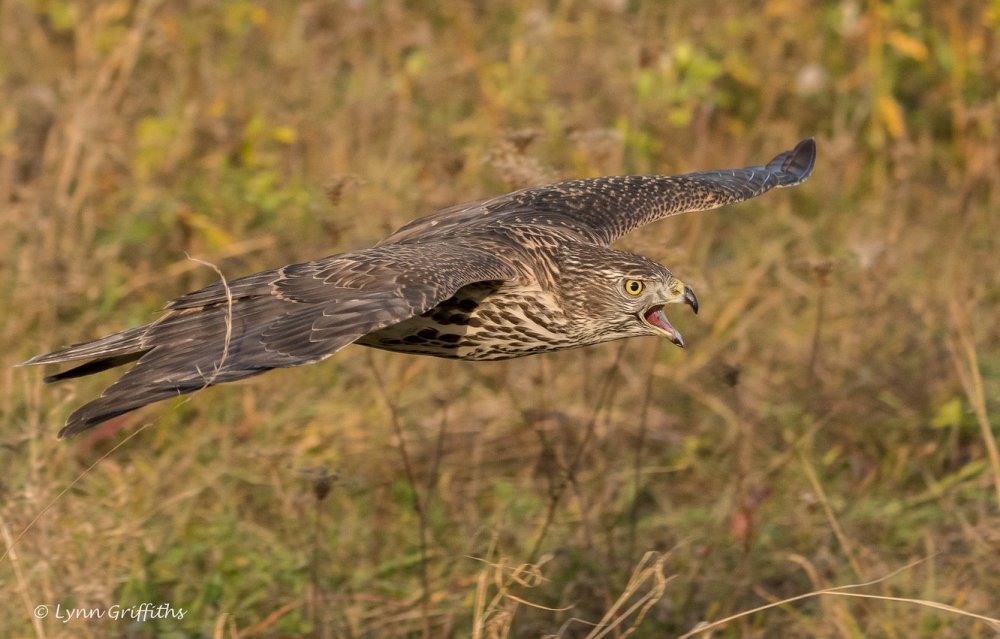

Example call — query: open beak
[640,283,698,349]
[642,306,685,348]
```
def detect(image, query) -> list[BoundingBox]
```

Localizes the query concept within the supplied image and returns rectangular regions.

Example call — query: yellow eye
[624,279,644,295]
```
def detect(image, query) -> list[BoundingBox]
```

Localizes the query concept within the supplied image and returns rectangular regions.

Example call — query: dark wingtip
[57,424,84,439]
[57,409,91,438]
[57,408,121,439]
[57,418,80,439]
[767,138,816,186]
[41,353,146,384]
[57,425,82,439]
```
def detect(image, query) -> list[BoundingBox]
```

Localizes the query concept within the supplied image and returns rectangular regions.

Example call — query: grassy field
[2,0,999,636]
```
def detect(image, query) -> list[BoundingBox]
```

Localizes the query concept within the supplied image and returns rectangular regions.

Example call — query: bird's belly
[356,286,572,361]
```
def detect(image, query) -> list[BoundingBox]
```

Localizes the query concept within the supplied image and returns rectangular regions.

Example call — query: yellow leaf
[878,95,907,139]
[887,30,929,61]
[272,125,297,145]
[931,398,963,428]
[208,97,227,118]
[249,6,268,25]
[179,210,234,250]
[764,0,793,17]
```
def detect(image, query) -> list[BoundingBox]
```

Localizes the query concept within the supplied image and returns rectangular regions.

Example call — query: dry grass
[2,0,999,636]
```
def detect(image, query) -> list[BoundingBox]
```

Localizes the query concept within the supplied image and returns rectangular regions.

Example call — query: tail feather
[21,325,149,366]
[57,363,267,437]
[43,353,148,383]
[25,286,409,436]
[28,302,279,436]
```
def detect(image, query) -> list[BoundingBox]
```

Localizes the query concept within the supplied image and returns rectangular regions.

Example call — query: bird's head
[552,245,698,348]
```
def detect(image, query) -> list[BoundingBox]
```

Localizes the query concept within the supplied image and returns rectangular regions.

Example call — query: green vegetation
[2,1,998,636]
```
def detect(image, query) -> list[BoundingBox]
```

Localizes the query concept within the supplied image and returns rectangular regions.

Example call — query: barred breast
[356,281,577,361]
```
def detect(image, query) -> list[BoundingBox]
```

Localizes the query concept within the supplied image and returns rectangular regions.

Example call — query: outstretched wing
[380,139,816,247]
[23,243,517,436]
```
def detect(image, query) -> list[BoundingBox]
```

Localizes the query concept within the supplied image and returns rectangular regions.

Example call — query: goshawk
[23,139,815,436]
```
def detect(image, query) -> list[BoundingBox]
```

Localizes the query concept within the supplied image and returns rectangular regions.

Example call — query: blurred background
[2,1,998,636]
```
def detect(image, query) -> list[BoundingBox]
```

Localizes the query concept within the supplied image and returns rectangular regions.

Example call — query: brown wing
[379,139,816,247]
[23,243,516,436]
[375,197,495,246]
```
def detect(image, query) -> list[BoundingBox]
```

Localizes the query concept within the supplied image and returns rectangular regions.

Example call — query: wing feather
[379,139,816,246]
[24,243,516,436]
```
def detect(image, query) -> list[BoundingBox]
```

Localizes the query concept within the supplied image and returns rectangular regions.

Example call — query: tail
[21,254,433,437]
[19,273,280,437]
[19,310,261,438]
[21,326,151,383]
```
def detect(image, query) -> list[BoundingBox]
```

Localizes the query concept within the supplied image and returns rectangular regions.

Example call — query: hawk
[22,139,815,436]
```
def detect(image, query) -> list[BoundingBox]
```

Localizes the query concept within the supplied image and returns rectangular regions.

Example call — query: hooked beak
[640,283,698,349]
[683,285,699,315]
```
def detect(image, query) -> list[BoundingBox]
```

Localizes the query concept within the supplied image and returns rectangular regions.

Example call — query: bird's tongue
[644,306,685,348]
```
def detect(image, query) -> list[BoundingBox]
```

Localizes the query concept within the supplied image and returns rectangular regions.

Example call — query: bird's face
[618,273,698,347]
[555,246,699,348]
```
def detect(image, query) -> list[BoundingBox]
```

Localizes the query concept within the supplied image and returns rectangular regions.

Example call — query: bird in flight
[23,139,815,437]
